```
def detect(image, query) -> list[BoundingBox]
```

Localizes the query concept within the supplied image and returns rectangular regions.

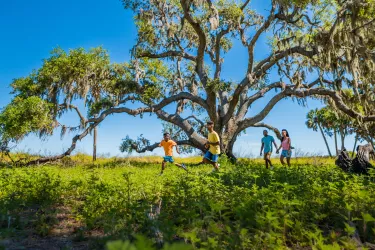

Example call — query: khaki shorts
[263,152,271,160]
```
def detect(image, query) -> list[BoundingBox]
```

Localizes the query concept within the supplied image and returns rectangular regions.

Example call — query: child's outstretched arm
[175,145,181,154]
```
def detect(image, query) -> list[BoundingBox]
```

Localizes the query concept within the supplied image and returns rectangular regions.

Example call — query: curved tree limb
[247,1,276,73]
[25,92,208,165]
[155,109,206,151]
[180,0,207,83]
[26,122,97,165]
[235,81,285,122]
[129,140,194,154]
[252,122,282,140]
[87,92,208,123]
[253,45,317,77]
[228,46,318,126]
[59,104,87,125]
[138,50,196,62]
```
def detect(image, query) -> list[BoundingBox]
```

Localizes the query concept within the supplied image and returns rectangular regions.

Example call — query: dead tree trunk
[335,144,374,174]
[93,125,97,162]
[317,122,333,157]
[334,129,339,156]
[352,135,358,158]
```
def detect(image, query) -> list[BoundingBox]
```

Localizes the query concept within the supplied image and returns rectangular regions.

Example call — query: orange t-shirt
[159,140,177,156]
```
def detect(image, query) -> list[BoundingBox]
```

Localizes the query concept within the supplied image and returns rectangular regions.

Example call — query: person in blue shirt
[260,130,278,169]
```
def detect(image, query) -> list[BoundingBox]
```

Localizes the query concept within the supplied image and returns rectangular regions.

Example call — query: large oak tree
[1,0,375,164]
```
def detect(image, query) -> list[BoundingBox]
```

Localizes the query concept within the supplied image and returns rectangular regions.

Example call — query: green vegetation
[1,156,375,249]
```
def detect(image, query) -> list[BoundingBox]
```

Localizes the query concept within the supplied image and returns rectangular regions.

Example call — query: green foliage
[106,235,193,250]
[0,96,54,141]
[120,135,151,153]
[1,159,375,249]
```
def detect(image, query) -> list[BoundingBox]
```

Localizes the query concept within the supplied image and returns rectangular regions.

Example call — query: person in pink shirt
[276,129,292,166]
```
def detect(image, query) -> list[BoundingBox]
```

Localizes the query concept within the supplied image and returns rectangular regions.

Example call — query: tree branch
[241,0,251,10]
[130,140,194,154]
[155,110,206,151]
[184,115,205,133]
[180,0,207,83]
[235,81,285,121]
[27,121,97,165]
[59,104,87,125]
[253,45,317,78]
[252,122,282,140]
[87,92,208,123]
[351,18,375,33]
[238,90,287,130]
[138,50,196,62]
[247,1,276,73]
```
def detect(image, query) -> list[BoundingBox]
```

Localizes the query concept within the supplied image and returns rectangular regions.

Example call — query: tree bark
[352,135,358,158]
[334,129,339,156]
[93,125,97,162]
[339,127,345,151]
[317,122,333,157]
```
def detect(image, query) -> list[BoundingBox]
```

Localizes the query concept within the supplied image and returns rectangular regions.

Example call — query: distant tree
[306,108,333,157]
[308,88,375,157]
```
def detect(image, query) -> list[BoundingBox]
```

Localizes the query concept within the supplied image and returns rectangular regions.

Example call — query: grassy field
[1,155,375,249]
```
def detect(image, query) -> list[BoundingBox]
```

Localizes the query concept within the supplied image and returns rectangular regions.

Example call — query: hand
[176,150,180,154]
[260,152,263,156]
[276,150,279,154]
[205,143,210,149]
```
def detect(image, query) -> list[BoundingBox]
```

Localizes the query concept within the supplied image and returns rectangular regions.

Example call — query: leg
[286,157,291,167]
[161,161,166,174]
[268,158,273,167]
[265,153,272,168]
[264,155,269,169]
[203,156,219,171]
[175,163,188,172]
[280,155,285,165]
[191,159,205,166]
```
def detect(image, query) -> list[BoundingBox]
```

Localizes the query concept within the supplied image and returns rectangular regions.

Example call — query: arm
[260,142,264,155]
[288,138,292,152]
[273,140,278,152]
[207,141,220,146]
[277,143,282,152]
[175,144,181,154]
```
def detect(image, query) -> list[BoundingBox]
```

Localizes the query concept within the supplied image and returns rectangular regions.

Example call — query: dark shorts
[163,156,174,163]
[263,151,271,160]
[204,151,219,163]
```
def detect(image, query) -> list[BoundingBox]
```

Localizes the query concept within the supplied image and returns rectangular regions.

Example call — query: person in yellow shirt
[159,132,187,175]
[200,121,220,172]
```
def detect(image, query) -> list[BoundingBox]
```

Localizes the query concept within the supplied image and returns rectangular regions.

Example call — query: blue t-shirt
[261,136,274,153]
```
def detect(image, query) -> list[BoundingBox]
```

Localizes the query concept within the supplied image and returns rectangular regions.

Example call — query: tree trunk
[352,135,358,158]
[339,127,345,151]
[93,125,97,162]
[317,122,332,157]
[334,129,339,156]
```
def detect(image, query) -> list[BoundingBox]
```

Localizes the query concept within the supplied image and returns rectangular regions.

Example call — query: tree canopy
[1,0,375,163]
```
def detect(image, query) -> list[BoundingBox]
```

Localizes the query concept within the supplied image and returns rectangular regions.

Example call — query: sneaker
[159,172,164,176]
[217,163,221,168]
[270,166,274,170]
[182,164,187,171]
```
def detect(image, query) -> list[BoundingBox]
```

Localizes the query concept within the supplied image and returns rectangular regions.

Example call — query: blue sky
[0,0,356,158]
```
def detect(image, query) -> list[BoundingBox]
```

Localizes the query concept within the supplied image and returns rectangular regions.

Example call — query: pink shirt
[281,138,290,150]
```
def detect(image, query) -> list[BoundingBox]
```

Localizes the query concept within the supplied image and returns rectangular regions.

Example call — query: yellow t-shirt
[208,131,220,155]
[160,140,177,156]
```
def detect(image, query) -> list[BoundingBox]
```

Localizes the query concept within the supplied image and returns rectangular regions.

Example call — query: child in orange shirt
[159,132,187,175]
